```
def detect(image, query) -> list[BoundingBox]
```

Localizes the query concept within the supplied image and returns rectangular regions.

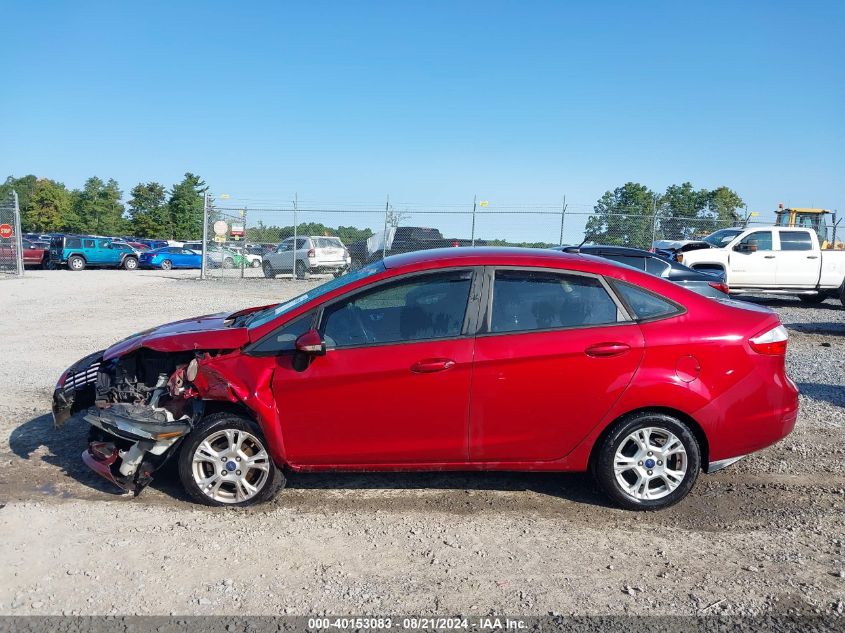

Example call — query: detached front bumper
[52,351,104,427]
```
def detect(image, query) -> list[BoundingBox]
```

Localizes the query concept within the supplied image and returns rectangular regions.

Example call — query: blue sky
[1,1,843,240]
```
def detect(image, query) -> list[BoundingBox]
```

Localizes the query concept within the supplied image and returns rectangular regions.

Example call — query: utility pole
[558,196,567,246]
[240,206,246,279]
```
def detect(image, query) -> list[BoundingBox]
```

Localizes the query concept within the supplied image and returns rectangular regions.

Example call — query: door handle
[411,358,456,373]
[763,255,776,259]
[807,255,819,259]
[585,343,630,358]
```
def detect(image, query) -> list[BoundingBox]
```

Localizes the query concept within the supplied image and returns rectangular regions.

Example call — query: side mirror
[295,329,326,356]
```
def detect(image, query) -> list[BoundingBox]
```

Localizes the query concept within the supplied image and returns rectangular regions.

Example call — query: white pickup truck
[680,226,845,306]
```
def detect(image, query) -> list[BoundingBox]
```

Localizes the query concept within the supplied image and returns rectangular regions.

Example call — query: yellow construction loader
[774,206,842,249]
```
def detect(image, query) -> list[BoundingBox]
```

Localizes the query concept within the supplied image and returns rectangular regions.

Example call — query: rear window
[65,237,81,249]
[613,281,681,320]
[779,231,812,251]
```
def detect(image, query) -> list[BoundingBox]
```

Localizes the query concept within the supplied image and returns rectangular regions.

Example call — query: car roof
[383,246,586,270]
[555,244,656,257]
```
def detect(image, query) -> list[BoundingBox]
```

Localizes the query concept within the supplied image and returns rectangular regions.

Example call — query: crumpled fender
[191,353,286,465]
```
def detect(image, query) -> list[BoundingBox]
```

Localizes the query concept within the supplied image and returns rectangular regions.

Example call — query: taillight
[307,248,315,258]
[749,324,789,355]
[708,281,730,295]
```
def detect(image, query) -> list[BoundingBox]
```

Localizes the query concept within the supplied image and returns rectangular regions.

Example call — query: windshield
[243,261,386,329]
[702,228,742,246]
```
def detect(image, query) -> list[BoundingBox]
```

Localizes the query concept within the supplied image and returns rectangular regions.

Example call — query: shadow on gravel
[738,296,843,311]
[787,322,845,337]
[797,383,845,408]
[283,470,614,509]
[10,413,127,497]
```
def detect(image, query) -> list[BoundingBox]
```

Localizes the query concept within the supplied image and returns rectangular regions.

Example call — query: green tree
[25,179,75,232]
[0,175,38,212]
[657,182,709,240]
[73,177,127,235]
[584,182,657,248]
[707,186,745,224]
[168,173,207,240]
[128,182,169,237]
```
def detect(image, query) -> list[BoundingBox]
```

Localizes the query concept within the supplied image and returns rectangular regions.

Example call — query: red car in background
[52,248,798,510]
[0,238,48,267]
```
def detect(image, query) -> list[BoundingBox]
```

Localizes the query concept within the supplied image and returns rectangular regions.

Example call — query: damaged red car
[53,247,799,510]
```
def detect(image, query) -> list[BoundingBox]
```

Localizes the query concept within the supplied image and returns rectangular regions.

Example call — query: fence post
[200,192,208,280]
[470,195,477,246]
[382,195,390,259]
[240,206,247,279]
[650,195,659,249]
[558,196,567,246]
[293,194,298,280]
[12,190,23,276]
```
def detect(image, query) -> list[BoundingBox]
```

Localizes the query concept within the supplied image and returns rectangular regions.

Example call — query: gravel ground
[0,269,843,617]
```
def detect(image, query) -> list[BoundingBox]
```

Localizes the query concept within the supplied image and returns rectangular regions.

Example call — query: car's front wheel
[250,258,261,268]
[178,413,285,507]
[262,261,276,278]
[594,412,700,511]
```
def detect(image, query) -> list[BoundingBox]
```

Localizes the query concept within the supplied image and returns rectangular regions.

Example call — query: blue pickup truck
[49,235,141,271]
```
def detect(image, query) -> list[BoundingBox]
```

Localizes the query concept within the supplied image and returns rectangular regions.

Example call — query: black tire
[178,413,285,507]
[68,255,86,271]
[350,258,364,270]
[798,294,825,304]
[262,261,276,279]
[123,256,138,271]
[251,258,261,268]
[295,259,307,279]
[223,257,234,269]
[160,259,173,271]
[593,412,701,511]
[839,281,845,308]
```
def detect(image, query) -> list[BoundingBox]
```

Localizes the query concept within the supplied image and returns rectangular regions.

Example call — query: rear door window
[83,239,96,249]
[644,256,671,276]
[65,237,81,249]
[778,231,812,251]
[490,270,621,333]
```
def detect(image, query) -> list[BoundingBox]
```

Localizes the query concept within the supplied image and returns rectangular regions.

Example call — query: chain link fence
[0,191,24,276]
[196,195,840,282]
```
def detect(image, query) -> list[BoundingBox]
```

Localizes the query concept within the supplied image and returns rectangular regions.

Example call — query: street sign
[231,223,245,237]
[213,220,228,236]
[0,224,12,239]
[479,201,489,207]
[213,235,226,243]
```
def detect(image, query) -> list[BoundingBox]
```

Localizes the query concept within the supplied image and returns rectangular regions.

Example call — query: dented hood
[103,312,250,361]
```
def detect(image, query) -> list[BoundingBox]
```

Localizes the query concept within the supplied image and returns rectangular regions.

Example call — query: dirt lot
[0,269,843,617]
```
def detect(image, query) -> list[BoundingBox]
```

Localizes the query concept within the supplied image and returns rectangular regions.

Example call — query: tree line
[0,173,208,240]
[585,182,745,247]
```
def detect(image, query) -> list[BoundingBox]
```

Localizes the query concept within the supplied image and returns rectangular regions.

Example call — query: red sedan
[52,247,798,510]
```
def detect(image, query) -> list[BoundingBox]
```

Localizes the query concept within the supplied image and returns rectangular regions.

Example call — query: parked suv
[49,235,140,271]
[263,236,351,279]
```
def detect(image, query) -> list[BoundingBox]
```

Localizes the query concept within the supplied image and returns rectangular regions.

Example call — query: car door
[469,267,644,462]
[773,231,819,287]
[729,230,777,286]
[270,268,480,465]
[269,240,294,271]
[82,238,101,264]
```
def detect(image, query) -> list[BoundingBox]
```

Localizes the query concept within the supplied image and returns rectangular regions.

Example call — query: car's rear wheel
[839,281,845,308]
[594,412,700,511]
[295,260,307,279]
[178,413,284,507]
[160,259,172,270]
[798,294,825,304]
[250,258,261,268]
[262,261,276,278]
[223,257,234,269]
[123,256,138,270]
[68,255,86,271]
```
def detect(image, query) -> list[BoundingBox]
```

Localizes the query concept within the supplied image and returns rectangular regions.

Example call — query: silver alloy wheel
[191,428,272,504]
[70,257,84,270]
[161,260,172,270]
[613,427,688,501]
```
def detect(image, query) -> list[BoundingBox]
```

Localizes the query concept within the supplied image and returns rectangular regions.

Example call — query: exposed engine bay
[55,348,208,494]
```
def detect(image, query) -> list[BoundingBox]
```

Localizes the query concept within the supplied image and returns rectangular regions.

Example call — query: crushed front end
[53,349,204,495]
